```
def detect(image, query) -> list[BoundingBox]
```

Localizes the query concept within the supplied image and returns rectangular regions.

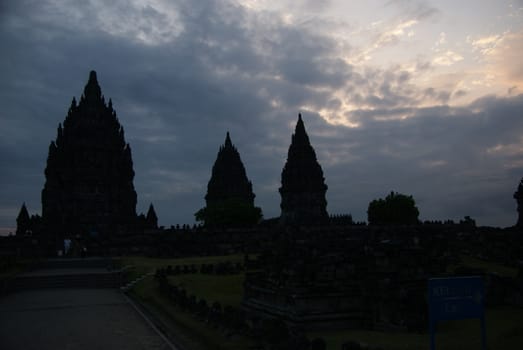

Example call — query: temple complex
[196,132,261,227]
[40,71,138,240]
[279,114,328,225]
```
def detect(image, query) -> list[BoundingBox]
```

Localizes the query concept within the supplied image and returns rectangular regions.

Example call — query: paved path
[20,268,114,276]
[0,289,175,350]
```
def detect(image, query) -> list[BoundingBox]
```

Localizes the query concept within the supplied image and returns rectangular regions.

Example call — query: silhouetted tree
[195,198,262,227]
[367,191,419,225]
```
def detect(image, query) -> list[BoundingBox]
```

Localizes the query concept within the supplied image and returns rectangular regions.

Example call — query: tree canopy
[195,198,262,228]
[367,191,419,225]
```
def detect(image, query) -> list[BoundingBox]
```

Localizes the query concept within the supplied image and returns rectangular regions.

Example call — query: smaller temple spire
[514,178,523,227]
[197,131,261,227]
[146,203,158,229]
[16,203,30,236]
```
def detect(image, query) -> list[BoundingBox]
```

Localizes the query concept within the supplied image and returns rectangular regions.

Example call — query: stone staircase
[9,258,127,291]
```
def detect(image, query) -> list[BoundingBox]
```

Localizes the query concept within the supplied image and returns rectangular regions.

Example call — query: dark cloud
[0,0,521,233]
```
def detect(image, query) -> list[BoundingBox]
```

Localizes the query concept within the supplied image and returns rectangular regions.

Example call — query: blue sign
[428,276,486,350]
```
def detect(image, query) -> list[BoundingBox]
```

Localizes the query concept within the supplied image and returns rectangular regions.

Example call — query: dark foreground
[0,288,174,350]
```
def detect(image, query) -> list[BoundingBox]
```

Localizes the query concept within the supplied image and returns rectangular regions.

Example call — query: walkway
[0,288,174,350]
[0,258,177,350]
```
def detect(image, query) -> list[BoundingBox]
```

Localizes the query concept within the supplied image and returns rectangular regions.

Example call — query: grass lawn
[456,255,518,278]
[311,306,523,349]
[167,273,245,308]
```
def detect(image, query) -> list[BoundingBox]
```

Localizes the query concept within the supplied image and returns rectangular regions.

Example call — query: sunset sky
[1,0,522,233]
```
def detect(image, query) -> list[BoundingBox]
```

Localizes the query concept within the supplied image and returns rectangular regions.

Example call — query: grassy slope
[123,255,256,349]
[0,258,40,280]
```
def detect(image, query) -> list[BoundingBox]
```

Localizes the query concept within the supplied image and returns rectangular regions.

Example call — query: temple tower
[41,71,137,238]
[146,203,158,229]
[514,178,523,227]
[196,132,261,226]
[279,114,328,225]
[16,203,30,236]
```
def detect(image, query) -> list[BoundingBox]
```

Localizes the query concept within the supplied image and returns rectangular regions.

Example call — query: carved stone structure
[279,114,328,225]
[242,226,447,331]
[196,132,261,226]
[514,178,523,227]
[41,71,137,239]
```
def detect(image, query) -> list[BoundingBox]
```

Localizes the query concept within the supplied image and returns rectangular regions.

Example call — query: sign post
[428,276,486,350]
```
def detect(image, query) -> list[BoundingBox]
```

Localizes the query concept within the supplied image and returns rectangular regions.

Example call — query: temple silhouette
[514,178,523,227]
[279,114,328,225]
[145,203,159,229]
[18,71,139,252]
[196,132,262,227]
[13,70,523,249]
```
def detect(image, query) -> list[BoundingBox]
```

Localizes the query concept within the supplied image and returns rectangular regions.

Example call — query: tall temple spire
[514,178,523,227]
[294,113,307,139]
[42,70,137,240]
[279,113,328,225]
[196,132,261,227]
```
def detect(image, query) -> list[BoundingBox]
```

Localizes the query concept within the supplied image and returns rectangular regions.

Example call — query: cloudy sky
[1,0,522,233]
